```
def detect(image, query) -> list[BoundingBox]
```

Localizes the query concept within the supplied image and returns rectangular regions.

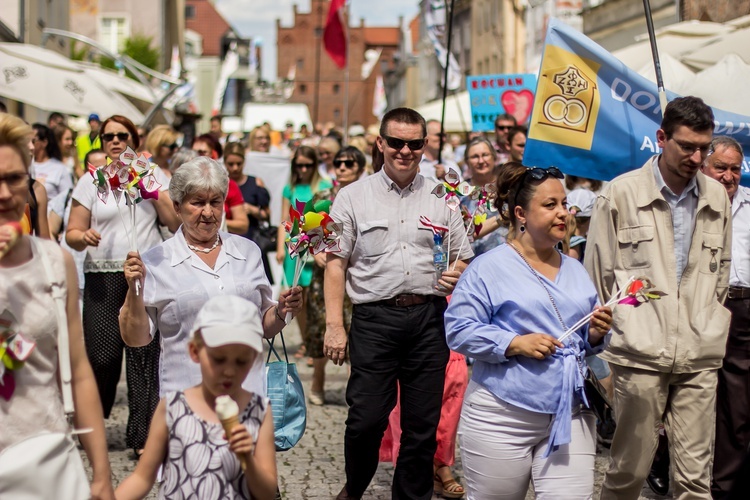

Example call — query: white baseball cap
[191,296,264,353]
[567,188,597,218]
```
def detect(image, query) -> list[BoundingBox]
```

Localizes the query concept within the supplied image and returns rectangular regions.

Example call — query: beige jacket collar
[635,155,725,215]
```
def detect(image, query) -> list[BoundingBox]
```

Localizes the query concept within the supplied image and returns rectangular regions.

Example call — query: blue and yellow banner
[523,19,750,186]
[467,74,537,131]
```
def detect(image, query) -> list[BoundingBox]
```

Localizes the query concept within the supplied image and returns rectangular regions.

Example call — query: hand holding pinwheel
[283,198,342,323]
[558,276,666,343]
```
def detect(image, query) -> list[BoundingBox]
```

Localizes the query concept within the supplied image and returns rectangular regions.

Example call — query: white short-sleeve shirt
[141,228,277,397]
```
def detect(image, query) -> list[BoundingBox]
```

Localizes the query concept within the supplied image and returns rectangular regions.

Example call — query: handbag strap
[266,330,290,364]
[33,238,75,417]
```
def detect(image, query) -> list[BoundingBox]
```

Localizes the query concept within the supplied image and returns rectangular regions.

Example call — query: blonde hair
[144,125,178,157]
[248,126,270,151]
[0,113,33,169]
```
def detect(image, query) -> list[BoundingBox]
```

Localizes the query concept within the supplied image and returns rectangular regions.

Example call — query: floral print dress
[159,392,269,499]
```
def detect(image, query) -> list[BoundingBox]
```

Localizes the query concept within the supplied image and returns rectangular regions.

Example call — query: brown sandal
[433,467,465,499]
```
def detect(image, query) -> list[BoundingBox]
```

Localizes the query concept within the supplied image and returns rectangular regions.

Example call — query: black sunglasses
[101,132,130,142]
[333,159,356,168]
[294,162,314,170]
[166,142,178,150]
[513,167,564,208]
[382,135,426,151]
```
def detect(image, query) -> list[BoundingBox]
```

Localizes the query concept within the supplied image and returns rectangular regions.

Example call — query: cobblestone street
[91,323,661,499]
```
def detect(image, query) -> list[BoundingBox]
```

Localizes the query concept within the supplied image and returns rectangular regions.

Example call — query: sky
[215,0,420,81]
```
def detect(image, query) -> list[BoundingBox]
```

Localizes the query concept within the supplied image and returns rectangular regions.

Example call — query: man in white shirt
[419,119,459,181]
[700,136,750,498]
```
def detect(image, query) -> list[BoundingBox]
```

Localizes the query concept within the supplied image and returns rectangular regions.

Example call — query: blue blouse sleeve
[445,264,518,363]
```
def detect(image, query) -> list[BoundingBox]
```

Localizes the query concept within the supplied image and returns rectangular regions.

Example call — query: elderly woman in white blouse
[119,157,303,397]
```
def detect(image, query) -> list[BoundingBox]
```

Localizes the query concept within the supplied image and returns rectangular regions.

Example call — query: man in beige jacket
[585,96,733,499]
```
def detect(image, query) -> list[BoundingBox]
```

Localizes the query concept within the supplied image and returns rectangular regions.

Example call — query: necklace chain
[508,241,568,331]
[187,234,220,254]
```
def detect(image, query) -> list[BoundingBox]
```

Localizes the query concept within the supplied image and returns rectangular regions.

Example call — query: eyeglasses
[101,132,130,142]
[671,137,711,156]
[333,159,356,169]
[295,162,314,170]
[381,135,426,151]
[194,149,211,156]
[495,125,512,131]
[513,166,564,208]
[0,172,29,189]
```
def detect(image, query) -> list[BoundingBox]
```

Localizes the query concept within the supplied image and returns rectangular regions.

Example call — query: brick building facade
[276,0,399,128]
[681,0,750,22]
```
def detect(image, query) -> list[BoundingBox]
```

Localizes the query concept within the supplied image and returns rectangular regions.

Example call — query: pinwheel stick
[558,276,635,343]
[285,253,309,324]
[450,207,482,271]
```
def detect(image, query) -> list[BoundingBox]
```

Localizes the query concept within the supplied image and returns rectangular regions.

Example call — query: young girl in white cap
[116,296,277,499]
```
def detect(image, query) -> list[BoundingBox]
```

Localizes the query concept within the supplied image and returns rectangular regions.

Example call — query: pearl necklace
[187,234,220,254]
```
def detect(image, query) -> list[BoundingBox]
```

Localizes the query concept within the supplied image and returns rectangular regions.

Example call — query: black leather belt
[376,294,436,307]
[728,286,750,300]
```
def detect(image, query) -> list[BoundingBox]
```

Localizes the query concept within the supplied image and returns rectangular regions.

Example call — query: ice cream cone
[216,395,248,471]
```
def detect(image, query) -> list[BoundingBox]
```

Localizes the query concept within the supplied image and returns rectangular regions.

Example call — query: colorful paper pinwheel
[558,275,666,343]
[89,147,161,205]
[0,310,36,401]
[431,168,475,212]
[618,277,666,306]
[284,199,342,258]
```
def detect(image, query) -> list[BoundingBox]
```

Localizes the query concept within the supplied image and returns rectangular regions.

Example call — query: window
[296,58,304,70]
[100,16,128,53]
[333,84,340,94]
[300,84,307,94]
[185,5,195,19]
[333,108,340,120]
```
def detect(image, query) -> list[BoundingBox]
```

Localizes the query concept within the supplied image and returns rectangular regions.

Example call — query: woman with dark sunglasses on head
[305,146,364,405]
[66,114,180,459]
[276,146,333,360]
[445,161,613,499]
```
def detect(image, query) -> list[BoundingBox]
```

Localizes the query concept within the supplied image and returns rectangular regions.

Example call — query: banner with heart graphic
[467,74,537,131]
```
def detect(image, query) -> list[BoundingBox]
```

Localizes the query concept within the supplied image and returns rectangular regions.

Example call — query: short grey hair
[169,147,198,174]
[169,157,229,204]
[708,135,744,159]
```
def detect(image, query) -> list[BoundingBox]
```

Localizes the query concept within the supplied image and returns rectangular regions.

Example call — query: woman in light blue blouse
[445,161,613,499]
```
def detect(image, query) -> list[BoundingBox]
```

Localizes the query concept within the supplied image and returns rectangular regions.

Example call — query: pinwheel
[0,310,36,401]
[431,168,478,267]
[450,182,498,271]
[431,168,475,212]
[558,276,666,343]
[282,198,342,322]
[88,146,162,295]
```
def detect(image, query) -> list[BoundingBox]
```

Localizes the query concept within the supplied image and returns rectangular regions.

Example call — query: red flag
[323,0,347,69]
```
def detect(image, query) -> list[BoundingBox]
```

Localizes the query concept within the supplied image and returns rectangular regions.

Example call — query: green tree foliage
[98,34,161,78]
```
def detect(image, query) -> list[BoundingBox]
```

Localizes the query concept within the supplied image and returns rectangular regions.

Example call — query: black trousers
[83,271,160,450]
[344,299,449,500]
[712,297,750,499]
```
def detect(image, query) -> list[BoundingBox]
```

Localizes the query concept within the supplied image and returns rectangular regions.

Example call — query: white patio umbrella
[0,43,145,123]
[681,54,750,116]
[415,91,472,133]
[681,26,750,70]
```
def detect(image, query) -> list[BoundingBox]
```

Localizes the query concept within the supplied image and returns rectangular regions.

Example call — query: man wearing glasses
[324,107,473,499]
[493,113,517,165]
[699,136,750,499]
[585,96,732,499]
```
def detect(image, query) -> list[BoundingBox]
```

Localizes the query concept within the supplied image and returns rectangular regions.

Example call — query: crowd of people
[0,94,748,500]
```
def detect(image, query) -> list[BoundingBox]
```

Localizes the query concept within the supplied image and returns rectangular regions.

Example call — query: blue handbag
[266,332,307,451]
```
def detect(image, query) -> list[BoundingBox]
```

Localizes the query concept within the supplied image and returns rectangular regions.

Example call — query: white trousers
[458,380,597,500]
